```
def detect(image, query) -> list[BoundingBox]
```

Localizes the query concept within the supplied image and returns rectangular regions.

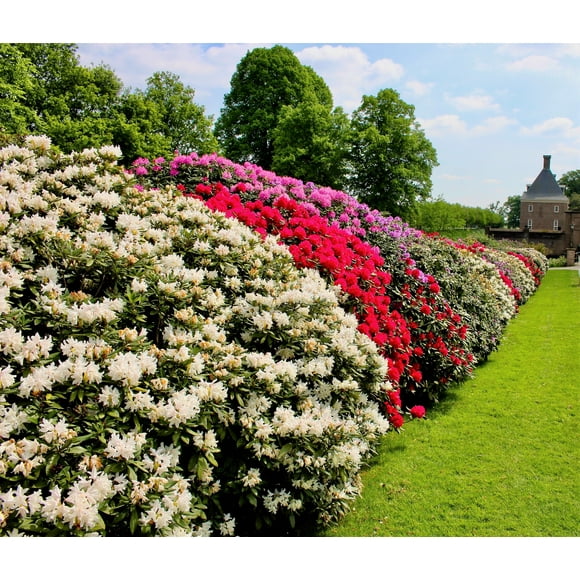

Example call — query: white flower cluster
[0,138,395,536]
[485,248,537,304]
[460,249,518,325]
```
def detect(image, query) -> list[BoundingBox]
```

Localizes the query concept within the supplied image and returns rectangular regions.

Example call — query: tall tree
[3,43,126,152]
[271,98,350,189]
[215,45,333,169]
[347,88,438,220]
[559,169,580,211]
[0,44,218,164]
[140,71,218,155]
[0,44,39,136]
[501,195,521,228]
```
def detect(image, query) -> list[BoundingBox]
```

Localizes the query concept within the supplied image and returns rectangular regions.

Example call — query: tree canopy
[138,71,218,155]
[0,44,217,164]
[347,88,439,221]
[2,43,450,222]
[411,197,504,232]
[214,45,334,169]
[271,99,350,189]
[559,169,580,211]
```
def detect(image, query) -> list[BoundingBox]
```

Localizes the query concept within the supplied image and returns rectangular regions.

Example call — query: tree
[271,98,350,189]
[0,44,218,165]
[140,71,218,155]
[0,44,39,136]
[113,91,173,162]
[559,169,580,211]
[347,88,438,221]
[411,198,466,232]
[215,45,333,169]
[3,43,127,152]
[411,198,503,233]
[501,195,521,228]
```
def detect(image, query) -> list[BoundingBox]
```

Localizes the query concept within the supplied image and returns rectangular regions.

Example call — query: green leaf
[45,453,60,475]
[197,457,208,480]
[279,443,293,457]
[129,508,139,535]
[65,446,87,455]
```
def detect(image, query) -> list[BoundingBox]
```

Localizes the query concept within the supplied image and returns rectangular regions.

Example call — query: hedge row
[0,138,547,536]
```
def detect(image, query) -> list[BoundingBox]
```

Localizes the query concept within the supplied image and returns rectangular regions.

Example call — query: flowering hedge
[133,154,480,404]
[0,138,548,536]
[0,137,401,536]
[132,152,548,405]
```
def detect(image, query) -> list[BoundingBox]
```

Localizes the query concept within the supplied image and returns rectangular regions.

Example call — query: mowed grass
[321,269,579,537]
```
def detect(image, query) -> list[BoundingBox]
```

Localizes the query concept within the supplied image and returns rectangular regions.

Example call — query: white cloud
[419,114,517,138]
[439,173,468,181]
[506,55,559,71]
[405,80,434,97]
[418,114,468,137]
[295,45,404,112]
[446,92,500,112]
[77,43,269,115]
[520,117,580,140]
[472,116,517,135]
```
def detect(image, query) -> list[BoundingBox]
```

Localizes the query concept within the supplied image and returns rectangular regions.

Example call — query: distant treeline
[410,198,504,232]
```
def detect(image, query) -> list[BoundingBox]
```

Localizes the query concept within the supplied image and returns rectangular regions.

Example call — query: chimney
[543,155,551,170]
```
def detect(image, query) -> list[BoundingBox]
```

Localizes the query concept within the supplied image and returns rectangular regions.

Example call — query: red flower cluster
[390,263,473,394]
[384,389,404,429]
[409,405,426,419]
[508,251,544,287]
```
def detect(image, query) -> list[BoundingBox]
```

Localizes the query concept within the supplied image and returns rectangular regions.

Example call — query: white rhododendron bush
[0,137,395,536]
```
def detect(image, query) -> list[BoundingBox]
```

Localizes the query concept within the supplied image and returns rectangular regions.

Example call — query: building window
[553,220,559,231]
[554,205,560,213]
[527,219,533,229]
[528,204,534,212]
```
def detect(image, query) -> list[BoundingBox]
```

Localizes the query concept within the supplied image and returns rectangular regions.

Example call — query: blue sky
[75,42,580,209]
[10,2,580,210]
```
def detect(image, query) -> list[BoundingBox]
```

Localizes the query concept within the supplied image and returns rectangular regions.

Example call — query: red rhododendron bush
[0,138,547,536]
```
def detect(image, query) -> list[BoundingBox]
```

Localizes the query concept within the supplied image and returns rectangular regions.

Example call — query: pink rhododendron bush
[0,137,397,536]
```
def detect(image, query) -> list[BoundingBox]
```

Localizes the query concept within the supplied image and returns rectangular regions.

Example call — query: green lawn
[321,269,579,537]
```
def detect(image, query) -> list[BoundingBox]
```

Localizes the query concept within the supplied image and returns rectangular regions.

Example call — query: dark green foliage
[0,44,217,165]
[215,45,334,169]
[559,169,580,210]
[501,195,522,228]
[347,89,439,221]
[272,100,350,189]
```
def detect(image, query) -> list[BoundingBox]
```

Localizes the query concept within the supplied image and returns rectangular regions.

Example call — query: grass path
[321,269,579,537]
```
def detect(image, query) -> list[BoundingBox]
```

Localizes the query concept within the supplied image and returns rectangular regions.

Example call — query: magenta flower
[409,405,426,419]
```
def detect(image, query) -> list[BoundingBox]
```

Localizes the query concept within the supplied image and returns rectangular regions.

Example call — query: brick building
[488,155,580,262]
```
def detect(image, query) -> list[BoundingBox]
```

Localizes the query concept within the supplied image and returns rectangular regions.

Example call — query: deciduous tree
[140,71,218,155]
[0,44,218,164]
[559,169,580,211]
[271,98,350,189]
[501,195,521,228]
[347,88,438,221]
[215,45,333,169]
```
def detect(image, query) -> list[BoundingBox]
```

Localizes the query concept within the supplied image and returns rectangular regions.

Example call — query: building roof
[521,155,568,202]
